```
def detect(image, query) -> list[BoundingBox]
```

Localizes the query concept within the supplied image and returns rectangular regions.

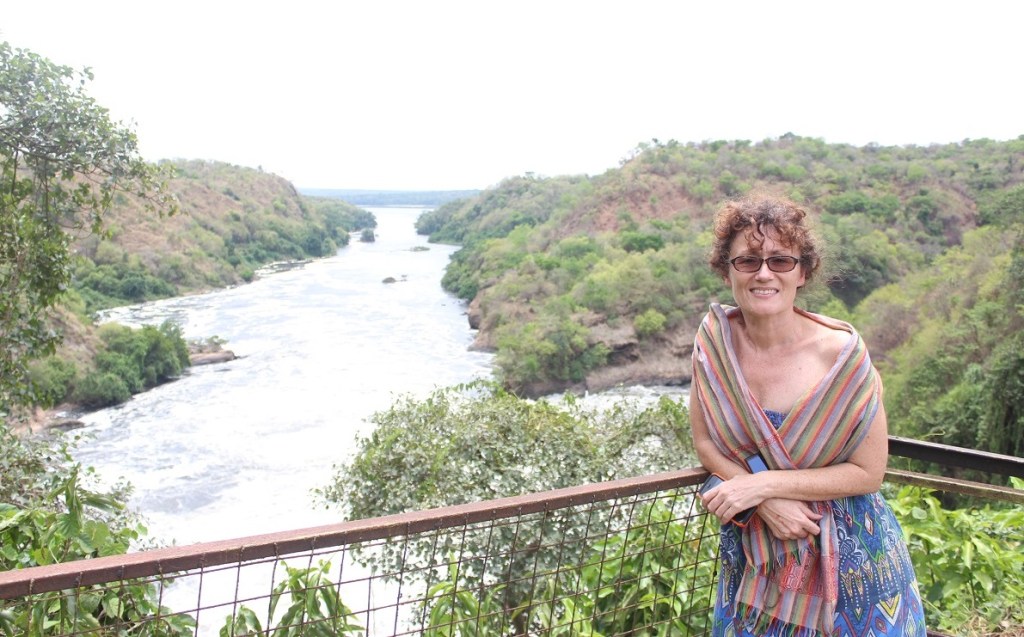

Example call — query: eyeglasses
[728,255,800,273]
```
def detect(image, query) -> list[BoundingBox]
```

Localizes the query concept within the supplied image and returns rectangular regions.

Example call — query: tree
[0,42,175,409]
[316,381,694,607]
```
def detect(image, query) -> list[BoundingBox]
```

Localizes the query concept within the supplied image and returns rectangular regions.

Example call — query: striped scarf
[692,303,881,636]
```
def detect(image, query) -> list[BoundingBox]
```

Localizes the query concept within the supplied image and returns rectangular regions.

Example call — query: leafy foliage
[0,424,192,635]
[71,260,177,311]
[25,356,77,409]
[0,42,175,408]
[888,483,1024,634]
[857,218,1024,458]
[494,311,609,389]
[321,381,691,516]
[421,561,509,637]
[21,320,191,410]
[219,561,363,637]
[70,321,190,408]
[318,381,693,607]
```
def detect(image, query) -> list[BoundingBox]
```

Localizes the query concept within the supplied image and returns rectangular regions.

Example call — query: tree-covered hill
[70,159,375,313]
[416,135,1024,455]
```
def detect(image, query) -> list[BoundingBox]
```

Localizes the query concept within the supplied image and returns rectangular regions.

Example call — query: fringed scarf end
[735,603,820,637]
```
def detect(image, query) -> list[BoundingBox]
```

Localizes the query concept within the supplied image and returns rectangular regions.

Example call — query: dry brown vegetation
[75,160,311,290]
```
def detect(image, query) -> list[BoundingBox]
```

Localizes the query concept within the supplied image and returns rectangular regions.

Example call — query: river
[73,204,687,549]
[74,206,495,546]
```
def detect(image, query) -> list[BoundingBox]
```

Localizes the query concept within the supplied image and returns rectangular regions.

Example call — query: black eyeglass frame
[727,255,801,273]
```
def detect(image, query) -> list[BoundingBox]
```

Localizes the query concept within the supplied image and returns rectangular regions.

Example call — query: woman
[690,194,925,637]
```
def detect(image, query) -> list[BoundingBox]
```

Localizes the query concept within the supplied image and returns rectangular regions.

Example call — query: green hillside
[71,160,375,313]
[417,135,1024,455]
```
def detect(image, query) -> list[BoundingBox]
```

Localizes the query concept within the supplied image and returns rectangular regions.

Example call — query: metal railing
[1,439,1021,636]
[0,469,721,636]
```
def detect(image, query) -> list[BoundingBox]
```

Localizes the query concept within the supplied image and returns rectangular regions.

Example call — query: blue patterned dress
[712,410,927,637]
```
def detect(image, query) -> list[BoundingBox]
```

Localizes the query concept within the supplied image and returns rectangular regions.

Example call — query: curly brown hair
[708,194,823,284]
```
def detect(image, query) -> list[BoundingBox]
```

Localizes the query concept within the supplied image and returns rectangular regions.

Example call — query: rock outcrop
[468,302,697,398]
[189,350,237,366]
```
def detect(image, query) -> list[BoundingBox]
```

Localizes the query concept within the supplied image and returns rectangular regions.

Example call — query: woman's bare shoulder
[804,314,852,361]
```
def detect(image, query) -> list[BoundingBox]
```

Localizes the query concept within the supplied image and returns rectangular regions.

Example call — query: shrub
[0,423,193,635]
[73,371,131,408]
[95,350,144,393]
[495,317,609,387]
[888,483,1024,634]
[634,308,667,338]
[73,321,190,408]
[620,231,665,253]
[27,357,78,408]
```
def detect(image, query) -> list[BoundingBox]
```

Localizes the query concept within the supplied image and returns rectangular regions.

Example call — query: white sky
[4,1,1022,190]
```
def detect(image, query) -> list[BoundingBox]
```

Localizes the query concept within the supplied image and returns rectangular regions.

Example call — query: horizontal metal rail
[887,436,1024,504]
[0,468,708,600]
[0,468,724,636]
[885,469,1024,504]
[889,435,1024,478]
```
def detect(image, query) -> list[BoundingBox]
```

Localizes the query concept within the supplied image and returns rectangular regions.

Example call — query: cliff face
[574,324,694,397]
[468,294,698,397]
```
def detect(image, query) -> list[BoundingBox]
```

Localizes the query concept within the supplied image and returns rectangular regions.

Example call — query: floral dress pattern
[712,410,927,637]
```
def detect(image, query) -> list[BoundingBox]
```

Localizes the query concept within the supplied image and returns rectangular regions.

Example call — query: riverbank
[11,344,237,437]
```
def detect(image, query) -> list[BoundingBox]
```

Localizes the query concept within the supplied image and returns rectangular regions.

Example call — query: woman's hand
[700,473,764,525]
[699,474,823,540]
[755,498,822,540]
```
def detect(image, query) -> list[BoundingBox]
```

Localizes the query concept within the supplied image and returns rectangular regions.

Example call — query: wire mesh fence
[4,438,1021,637]
[0,468,720,636]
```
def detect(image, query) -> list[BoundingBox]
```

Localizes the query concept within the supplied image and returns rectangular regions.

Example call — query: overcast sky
[4,1,1022,190]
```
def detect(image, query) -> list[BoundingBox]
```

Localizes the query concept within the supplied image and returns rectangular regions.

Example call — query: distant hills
[299,188,481,207]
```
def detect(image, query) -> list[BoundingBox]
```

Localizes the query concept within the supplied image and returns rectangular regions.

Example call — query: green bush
[95,350,144,393]
[620,231,665,253]
[72,262,178,313]
[319,381,694,613]
[889,483,1024,634]
[0,423,193,635]
[74,371,131,408]
[27,357,78,408]
[137,323,189,386]
[495,316,609,387]
[634,308,667,338]
[73,321,190,408]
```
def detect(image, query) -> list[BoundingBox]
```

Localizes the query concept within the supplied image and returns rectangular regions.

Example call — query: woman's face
[725,228,806,317]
